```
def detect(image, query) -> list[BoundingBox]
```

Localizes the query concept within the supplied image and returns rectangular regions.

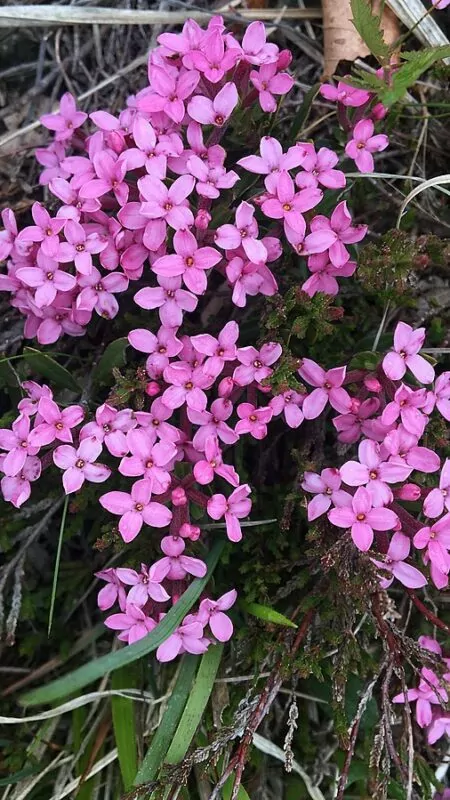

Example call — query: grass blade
[164,644,224,766]
[21,539,225,707]
[111,666,138,790]
[48,495,69,636]
[222,778,251,800]
[134,655,199,785]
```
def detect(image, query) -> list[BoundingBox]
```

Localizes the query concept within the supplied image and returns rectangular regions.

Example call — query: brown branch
[407,590,450,636]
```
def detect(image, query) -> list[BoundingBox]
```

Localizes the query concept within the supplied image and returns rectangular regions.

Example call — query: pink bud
[194,209,212,230]
[172,487,187,507]
[371,102,388,121]
[394,483,421,501]
[252,192,270,207]
[364,375,382,393]
[277,49,292,69]
[349,397,361,414]
[179,523,201,541]
[145,381,160,397]
[218,376,235,398]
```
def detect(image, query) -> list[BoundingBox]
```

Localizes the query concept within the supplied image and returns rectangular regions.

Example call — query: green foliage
[22,347,80,392]
[240,601,298,629]
[382,47,450,106]
[111,666,138,790]
[350,0,391,64]
[92,336,129,385]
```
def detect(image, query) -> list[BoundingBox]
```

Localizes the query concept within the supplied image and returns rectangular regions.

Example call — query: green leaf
[350,0,391,63]
[165,644,223,765]
[21,540,225,707]
[134,655,199,785]
[381,47,450,106]
[111,666,138,790]
[93,338,128,385]
[0,766,43,787]
[48,496,69,636]
[23,347,80,392]
[241,601,297,629]
[222,778,251,800]
[290,83,320,139]
[0,358,23,406]
[349,351,380,370]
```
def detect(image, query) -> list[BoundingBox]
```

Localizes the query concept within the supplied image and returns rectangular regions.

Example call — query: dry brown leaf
[322,0,400,77]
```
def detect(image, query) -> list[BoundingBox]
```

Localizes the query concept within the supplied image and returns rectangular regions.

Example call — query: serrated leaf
[345,68,386,92]
[23,347,80,392]
[381,46,450,106]
[93,337,128,385]
[350,0,391,63]
[21,540,225,707]
[241,601,297,628]
[134,655,199,785]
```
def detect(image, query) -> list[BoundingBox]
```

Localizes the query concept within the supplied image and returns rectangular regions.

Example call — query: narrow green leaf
[350,0,391,63]
[93,338,128,384]
[48,495,69,636]
[111,666,138,790]
[222,777,251,800]
[21,540,225,707]
[23,347,80,392]
[134,655,199,785]
[241,601,297,629]
[290,83,320,139]
[381,47,450,106]
[165,644,224,765]
[0,765,43,787]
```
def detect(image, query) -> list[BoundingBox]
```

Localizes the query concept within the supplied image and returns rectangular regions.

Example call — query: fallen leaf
[322,0,400,77]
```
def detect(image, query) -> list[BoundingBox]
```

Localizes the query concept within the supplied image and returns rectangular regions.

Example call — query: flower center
[94,283,103,292]
[46,228,53,237]
[166,290,175,298]
[75,244,85,252]
[240,229,247,238]
[185,256,194,267]
[55,422,64,431]
[356,513,366,521]
[357,142,366,150]
[325,487,333,495]
[103,424,111,432]
[399,350,407,359]
[214,114,224,126]
[312,169,319,177]
[20,440,28,448]
[158,346,167,353]
[152,419,159,426]
[282,203,292,211]
[185,381,193,390]
[249,414,257,422]
[430,531,436,539]
[324,381,332,390]
[135,503,144,512]
[369,470,378,480]
[46,272,54,280]
[164,203,173,211]
[217,348,224,356]
[253,359,262,368]
[75,459,85,469]
[145,459,154,469]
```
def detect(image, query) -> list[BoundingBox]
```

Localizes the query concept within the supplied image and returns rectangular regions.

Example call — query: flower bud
[394,483,421,501]
[171,487,187,507]
[364,375,382,393]
[145,381,160,397]
[179,522,201,541]
[194,209,211,230]
[218,376,235,398]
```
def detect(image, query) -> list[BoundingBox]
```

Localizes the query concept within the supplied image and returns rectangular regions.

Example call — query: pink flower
[328,486,398,552]
[116,564,170,605]
[139,174,194,232]
[235,403,273,439]
[190,321,239,378]
[310,201,367,268]
[100,479,172,542]
[237,136,304,193]
[119,430,176,493]
[128,326,182,379]
[152,228,222,295]
[163,362,213,411]
[0,414,40,476]
[432,0,450,9]
[340,439,412,506]
[193,436,239,486]
[190,398,238,450]
[302,468,351,521]
[319,81,370,107]
[0,208,18,261]
[384,425,440,474]
[234,342,282,386]
[36,143,70,186]
[18,381,53,417]
[301,253,356,297]
[28,398,83,446]
[58,220,107,275]
[0,455,41,508]
[53,437,111,494]
[238,21,278,65]
[345,119,389,172]
[295,144,346,190]
[187,155,239,199]
[76,267,128,318]
[269,389,305,428]
[424,459,450,518]
[134,275,198,328]
[80,404,135,457]
[298,359,351,419]
[79,152,128,205]
[215,202,267,265]
[151,536,207,581]
[134,399,181,444]
[190,29,238,83]
[198,589,237,642]
[428,714,450,745]
[370,531,427,589]
[382,321,435,384]
[121,117,170,178]
[156,619,209,662]
[16,254,76,307]
[381,384,428,436]
[16,202,65,258]
[105,602,157,644]
[95,568,127,612]
[40,92,87,142]
[393,668,448,728]
[414,515,450,575]
[139,65,200,122]
[188,82,239,127]
[50,177,100,219]
[250,63,293,112]
[207,484,252,542]
[261,171,322,235]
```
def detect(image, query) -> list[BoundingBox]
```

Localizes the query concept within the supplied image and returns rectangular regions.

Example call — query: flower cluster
[0,18,391,664]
